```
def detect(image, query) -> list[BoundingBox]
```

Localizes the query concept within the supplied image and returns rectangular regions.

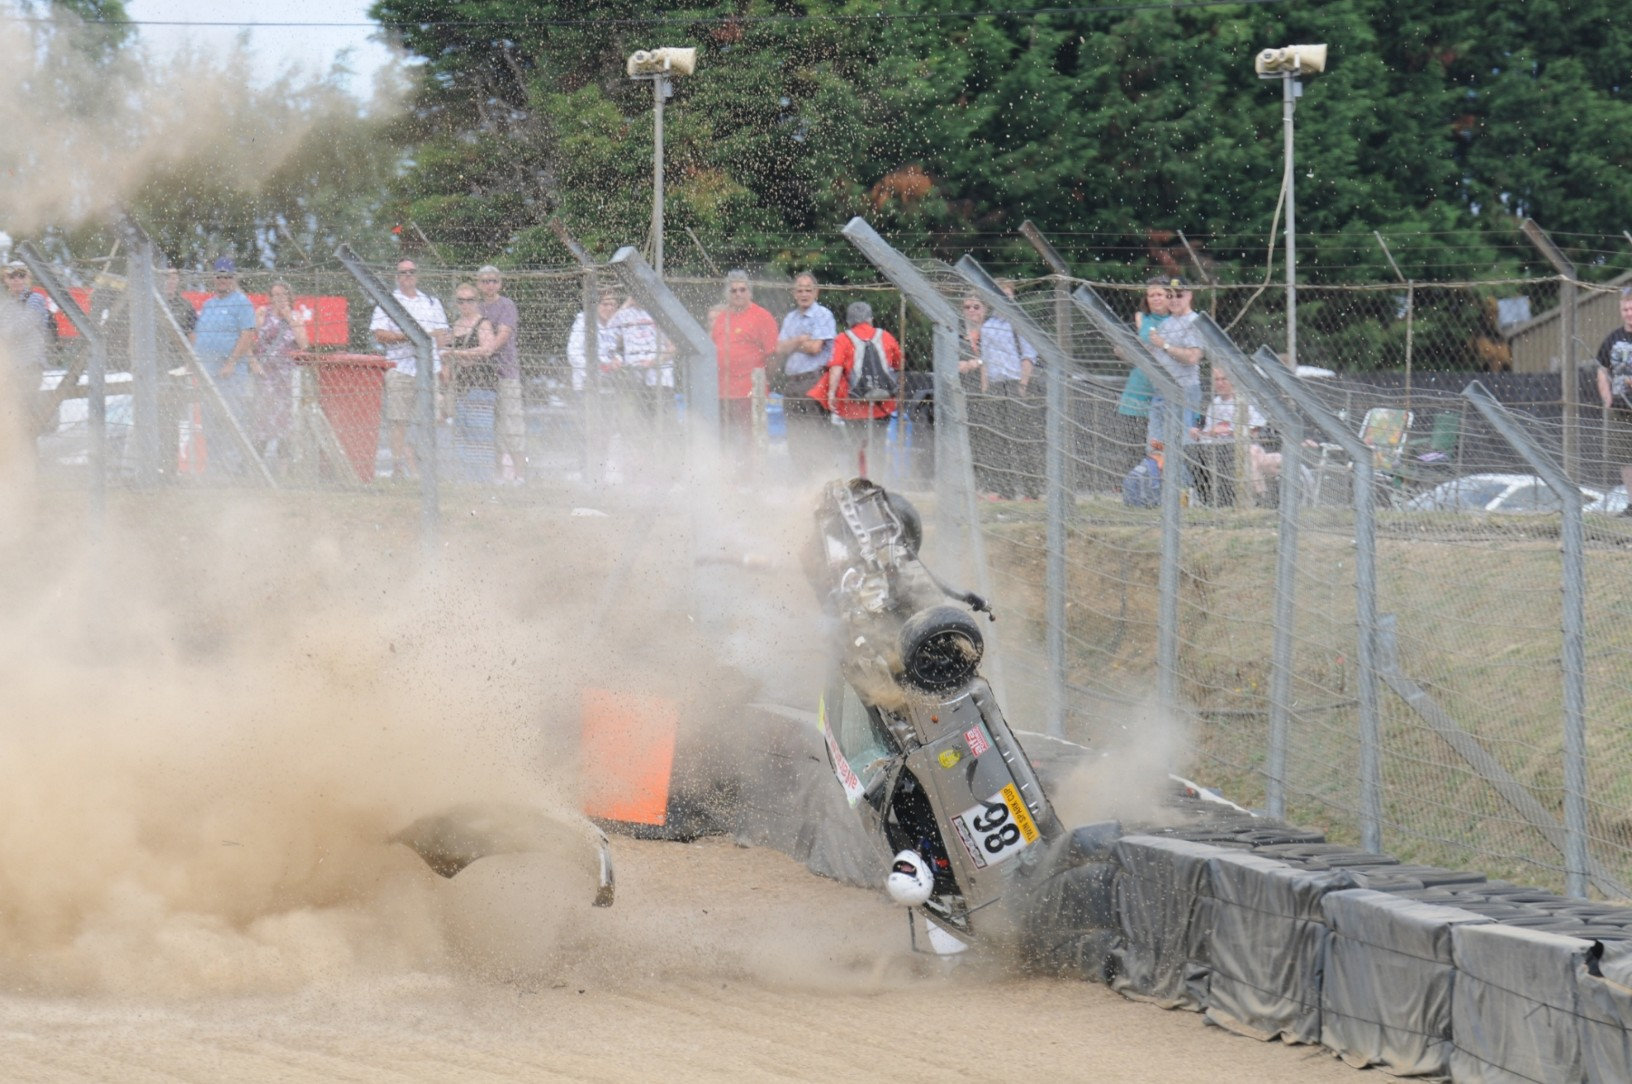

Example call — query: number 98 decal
[952,783,1040,869]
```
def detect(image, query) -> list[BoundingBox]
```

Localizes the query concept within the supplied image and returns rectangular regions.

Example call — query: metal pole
[1254,356,1383,852]
[18,243,105,517]
[1197,316,1306,819]
[1283,73,1299,370]
[1463,380,1590,898]
[125,230,161,486]
[1374,231,1412,411]
[1519,218,1580,479]
[653,73,666,279]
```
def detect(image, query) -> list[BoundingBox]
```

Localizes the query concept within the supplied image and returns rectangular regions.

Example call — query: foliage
[367,0,1632,289]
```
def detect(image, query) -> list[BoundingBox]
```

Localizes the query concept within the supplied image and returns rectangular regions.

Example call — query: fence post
[335,244,438,553]
[608,246,719,436]
[1196,316,1306,819]
[954,255,1078,737]
[1463,380,1590,899]
[839,219,985,580]
[121,222,164,486]
[1253,357,1384,853]
[18,242,105,518]
[1069,284,1187,712]
[1520,219,1580,480]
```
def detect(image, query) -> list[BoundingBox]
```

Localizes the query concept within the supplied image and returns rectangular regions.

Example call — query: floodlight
[627,47,697,78]
[1255,44,1327,77]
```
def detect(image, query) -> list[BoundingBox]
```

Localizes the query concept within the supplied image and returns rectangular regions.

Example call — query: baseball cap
[213,257,237,274]
[1165,276,1191,290]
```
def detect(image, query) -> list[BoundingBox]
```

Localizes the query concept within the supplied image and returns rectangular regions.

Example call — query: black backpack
[845,330,897,401]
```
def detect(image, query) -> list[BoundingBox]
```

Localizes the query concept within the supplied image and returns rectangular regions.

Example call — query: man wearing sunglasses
[370,260,449,480]
[192,257,259,473]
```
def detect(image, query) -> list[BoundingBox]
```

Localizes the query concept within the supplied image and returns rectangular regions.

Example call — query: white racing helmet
[886,850,934,907]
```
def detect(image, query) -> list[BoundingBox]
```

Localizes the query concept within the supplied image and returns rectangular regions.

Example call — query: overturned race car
[805,478,1066,952]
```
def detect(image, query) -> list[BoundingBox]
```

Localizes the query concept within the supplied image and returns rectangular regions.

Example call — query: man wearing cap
[370,259,449,479]
[192,257,259,471]
[1145,277,1206,449]
[4,260,55,371]
[476,264,526,483]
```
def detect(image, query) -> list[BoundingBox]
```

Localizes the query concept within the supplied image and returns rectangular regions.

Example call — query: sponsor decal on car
[817,696,867,807]
[952,783,1039,868]
[964,725,991,757]
[937,747,963,769]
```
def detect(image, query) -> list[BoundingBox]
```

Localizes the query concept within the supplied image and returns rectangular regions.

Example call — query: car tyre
[899,605,983,692]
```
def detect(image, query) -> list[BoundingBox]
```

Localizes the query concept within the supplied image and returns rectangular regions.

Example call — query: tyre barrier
[722,707,1632,1081]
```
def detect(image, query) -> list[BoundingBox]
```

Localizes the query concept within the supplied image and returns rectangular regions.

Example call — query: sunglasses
[4,271,26,279]
[396,268,417,276]
[456,296,477,302]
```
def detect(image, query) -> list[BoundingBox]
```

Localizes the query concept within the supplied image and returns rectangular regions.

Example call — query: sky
[122,0,402,98]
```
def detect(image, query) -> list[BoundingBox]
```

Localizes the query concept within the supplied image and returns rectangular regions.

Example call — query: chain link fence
[11,226,1632,898]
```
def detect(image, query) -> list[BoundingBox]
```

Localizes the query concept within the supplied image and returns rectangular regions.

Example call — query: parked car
[35,368,134,467]
[1403,473,1601,514]
[1586,485,1629,517]
[804,478,1064,952]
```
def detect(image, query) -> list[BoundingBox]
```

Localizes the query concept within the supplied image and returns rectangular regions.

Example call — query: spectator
[567,287,622,393]
[1191,368,1279,501]
[443,281,501,482]
[192,257,259,473]
[978,283,1041,499]
[770,272,836,471]
[813,300,901,475]
[369,259,449,480]
[958,294,987,395]
[609,296,672,418]
[163,267,198,336]
[1117,277,1170,440]
[710,270,778,443]
[251,280,308,467]
[476,265,526,483]
[1146,277,1205,450]
[1597,286,1632,508]
[5,260,55,370]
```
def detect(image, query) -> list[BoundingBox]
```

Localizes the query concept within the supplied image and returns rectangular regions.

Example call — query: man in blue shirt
[191,257,258,473]
[770,272,836,474]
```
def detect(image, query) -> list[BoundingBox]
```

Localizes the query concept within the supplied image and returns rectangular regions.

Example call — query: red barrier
[293,352,393,483]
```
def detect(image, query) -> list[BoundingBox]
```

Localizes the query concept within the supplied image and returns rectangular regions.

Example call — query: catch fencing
[11,219,1632,898]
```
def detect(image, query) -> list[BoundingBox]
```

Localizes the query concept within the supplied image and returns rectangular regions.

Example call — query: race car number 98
[953,784,1040,869]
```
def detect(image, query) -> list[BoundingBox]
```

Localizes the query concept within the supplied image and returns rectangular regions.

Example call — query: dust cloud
[1048,692,1194,829]
[0,6,398,235]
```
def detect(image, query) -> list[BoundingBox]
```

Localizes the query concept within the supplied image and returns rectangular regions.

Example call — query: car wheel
[899,605,983,692]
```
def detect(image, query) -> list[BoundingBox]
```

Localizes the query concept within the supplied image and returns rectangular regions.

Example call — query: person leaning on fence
[1596,286,1632,511]
[1117,277,1170,457]
[770,272,837,472]
[475,265,526,484]
[251,280,308,467]
[192,257,259,474]
[567,287,622,395]
[710,270,779,445]
[1146,276,1205,450]
[977,282,1042,499]
[369,259,449,481]
[609,296,673,420]
[443,281,501,479]
[812,301,901,471]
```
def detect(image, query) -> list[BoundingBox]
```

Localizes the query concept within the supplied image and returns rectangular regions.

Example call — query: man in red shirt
[812,301,901,476]
[710,270,779,442]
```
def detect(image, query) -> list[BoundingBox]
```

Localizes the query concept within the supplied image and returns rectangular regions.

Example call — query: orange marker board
[579,687,679,826]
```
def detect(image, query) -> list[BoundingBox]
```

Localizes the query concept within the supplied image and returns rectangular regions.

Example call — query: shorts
[496,376,526,457]
[384,370,416,425]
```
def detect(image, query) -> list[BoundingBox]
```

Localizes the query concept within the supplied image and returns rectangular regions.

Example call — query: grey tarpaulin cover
[731,705,889,887]
[1201,850,1357,1043]
[1110,835,1219,1009]
[1579,939,1632,1082]
[1450,921,1593,1083]
[1320,888,1490,1075]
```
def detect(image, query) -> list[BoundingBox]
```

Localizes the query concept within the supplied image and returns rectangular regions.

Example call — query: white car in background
[1403,473,1601,514]
[35,369,134,466]
[1586,486,1629,517]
